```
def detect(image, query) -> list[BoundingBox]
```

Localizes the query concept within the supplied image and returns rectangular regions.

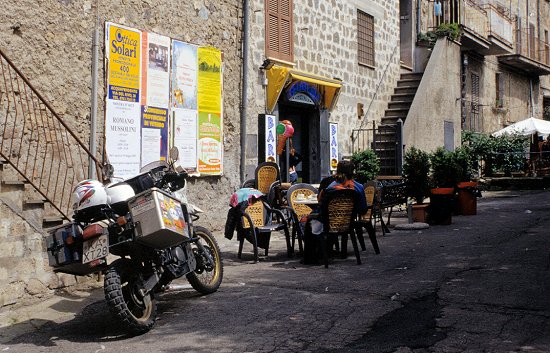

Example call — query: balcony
[498,28,550,76]
[484,3,514,54]
[461,0,491,52]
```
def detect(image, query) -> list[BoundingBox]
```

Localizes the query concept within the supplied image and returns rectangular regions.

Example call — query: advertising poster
[141,106,169,166]
[197,47,222,114]
[265,114,277,163]
[171,41,198,110]
[197,112,222,174]
[106,23,141,103]
[142,32,171,109]
[105,100,141,178]
[329,122,338,171]
[172,109,198,170]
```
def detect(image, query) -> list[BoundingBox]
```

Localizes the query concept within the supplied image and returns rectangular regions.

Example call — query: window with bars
[357,9,375,67]
[265,0,294,62]
[495,72,504,108]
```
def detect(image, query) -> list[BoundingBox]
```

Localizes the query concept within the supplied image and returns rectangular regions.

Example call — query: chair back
[321,189,356,233]
[361,182,376,221]
[286,183,318,220]
[254,162,281,194]
[242,200,266,228]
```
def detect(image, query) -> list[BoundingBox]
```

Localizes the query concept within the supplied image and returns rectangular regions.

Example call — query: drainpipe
[88,10,99,179]
[530,79,535,117]
[240,0,251,185]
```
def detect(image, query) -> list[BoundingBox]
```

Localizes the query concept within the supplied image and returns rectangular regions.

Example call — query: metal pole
[89,12,99,179]
[240,0,251,185]
[397,118,404,175]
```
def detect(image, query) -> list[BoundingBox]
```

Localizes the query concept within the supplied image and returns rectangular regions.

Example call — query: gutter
[240,0,251,185]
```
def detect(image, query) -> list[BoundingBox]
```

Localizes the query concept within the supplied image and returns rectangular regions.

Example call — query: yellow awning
[265,65,343,113]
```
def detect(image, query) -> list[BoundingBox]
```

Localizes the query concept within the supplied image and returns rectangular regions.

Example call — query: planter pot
[412,203,429,223]
[457,182,478,216]
[429,188,454,225]
[511,172,525,177]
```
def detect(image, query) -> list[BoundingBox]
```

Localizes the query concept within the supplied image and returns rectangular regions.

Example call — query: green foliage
[462,131,529,175]
[430,147,461,188]
[351,149,380,184]
[544,106,550,121]
[402,147,431,204]
[434,22,461,41]
[453,146,473,181]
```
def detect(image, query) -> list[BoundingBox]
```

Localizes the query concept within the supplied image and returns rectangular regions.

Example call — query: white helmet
[72,179,108,219]
[106,182,135,214]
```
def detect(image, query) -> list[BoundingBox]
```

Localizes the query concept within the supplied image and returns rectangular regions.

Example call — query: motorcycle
[45,148,223,334]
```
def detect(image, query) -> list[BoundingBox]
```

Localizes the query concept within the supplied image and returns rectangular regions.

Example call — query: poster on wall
[197,47,223,175]
[329,122,338,171]
[171,41,198,110]
[172,109,198,170]
[141,106,169,166]
[105,22,142,178]
[265,114,277,163]
[105,100,142,177]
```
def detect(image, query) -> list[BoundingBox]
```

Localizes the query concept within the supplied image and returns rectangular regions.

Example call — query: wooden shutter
[265,0,294,62]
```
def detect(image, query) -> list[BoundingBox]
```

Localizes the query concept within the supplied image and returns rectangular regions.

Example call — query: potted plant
[351,149,381,184]
[402,147,431,222]
[429,147,458,225]
[453,146,480,215]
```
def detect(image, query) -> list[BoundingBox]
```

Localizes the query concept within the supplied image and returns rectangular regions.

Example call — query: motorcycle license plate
[82,235,108,264]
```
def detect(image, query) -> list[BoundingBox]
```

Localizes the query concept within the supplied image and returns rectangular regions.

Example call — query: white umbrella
[492,117,550,137]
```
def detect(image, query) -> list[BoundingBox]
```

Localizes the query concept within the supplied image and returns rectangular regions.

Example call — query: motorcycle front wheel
[186,226,223,294]
[104,259,157,335]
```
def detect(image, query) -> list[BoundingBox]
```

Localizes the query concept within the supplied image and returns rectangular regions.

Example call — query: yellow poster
[107,23,141,102]
[197,47,222,113]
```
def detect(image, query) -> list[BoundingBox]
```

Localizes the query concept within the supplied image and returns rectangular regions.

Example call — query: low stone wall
[478,177,550,191]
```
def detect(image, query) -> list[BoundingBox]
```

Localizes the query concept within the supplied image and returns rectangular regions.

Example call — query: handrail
[0,48,102,220]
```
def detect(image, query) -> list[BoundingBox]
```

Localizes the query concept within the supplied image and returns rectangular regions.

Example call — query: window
[495,72,504,108]
[265,0,294,62]
[358,10,375,67]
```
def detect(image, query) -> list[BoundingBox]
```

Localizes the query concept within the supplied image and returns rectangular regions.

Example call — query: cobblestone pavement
[1,190,549,353]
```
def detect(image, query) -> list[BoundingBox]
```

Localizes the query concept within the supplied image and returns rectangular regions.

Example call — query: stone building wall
[0,0,244,231]
[245,0,401,178]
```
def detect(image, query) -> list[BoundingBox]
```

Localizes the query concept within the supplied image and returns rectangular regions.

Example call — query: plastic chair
[319,189,362,268]
[285,183,318,254]
[237,199,291,263]
[353,183,381,255]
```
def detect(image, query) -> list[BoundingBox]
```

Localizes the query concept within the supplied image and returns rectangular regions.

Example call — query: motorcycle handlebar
[159,171,187,190]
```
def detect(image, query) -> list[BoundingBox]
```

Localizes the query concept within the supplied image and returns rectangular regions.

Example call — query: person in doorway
[288,148,302,184]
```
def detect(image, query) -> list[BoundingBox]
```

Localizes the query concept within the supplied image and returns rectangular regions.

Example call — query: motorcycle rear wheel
[104,259,157,335]
[186,226,223,294]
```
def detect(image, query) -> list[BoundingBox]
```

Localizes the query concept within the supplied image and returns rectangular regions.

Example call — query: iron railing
[515,28,550,66]
[0,48,102,220]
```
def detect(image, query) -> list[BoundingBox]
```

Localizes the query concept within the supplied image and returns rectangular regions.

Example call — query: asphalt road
[1,190,549,353]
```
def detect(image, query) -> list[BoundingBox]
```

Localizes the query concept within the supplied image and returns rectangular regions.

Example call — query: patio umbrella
[492,117,550,137]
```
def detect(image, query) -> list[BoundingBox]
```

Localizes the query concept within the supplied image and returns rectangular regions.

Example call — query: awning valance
[266,65,343,113]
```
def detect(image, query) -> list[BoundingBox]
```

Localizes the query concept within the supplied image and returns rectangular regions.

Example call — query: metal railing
[484,3,513,45]
[0,48,102,220]
[463,0,488,38]
[515,28,550,66]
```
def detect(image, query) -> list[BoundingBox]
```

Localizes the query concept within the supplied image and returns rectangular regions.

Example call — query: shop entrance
[278,102,320,183]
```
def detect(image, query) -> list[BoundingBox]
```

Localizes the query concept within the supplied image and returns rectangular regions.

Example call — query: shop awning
[266,65,343,113]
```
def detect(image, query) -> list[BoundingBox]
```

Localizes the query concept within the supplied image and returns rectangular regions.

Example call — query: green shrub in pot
[402,147,431,204]
[351,149,380,184]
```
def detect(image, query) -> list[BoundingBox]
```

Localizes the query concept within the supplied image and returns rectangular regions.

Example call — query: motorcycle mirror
[102,163,114,179]
[169,147,179,162]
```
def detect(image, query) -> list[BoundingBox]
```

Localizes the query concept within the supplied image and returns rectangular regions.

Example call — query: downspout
[240,0,251,185]
[89,5,99,179]
[530,79,535,117]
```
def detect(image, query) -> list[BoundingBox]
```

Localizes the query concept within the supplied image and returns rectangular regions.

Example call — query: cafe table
[293,197,319,205]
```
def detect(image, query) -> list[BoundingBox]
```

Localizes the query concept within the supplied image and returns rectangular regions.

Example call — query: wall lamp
[260,59,274,70]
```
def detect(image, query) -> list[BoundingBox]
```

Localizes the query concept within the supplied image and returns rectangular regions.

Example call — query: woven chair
[319,189,361,268]
[285,183,318,254]
[255,162,281,195]
[237,199,291,263]
[353,183,381,255]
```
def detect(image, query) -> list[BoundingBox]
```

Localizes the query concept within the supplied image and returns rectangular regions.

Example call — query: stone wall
[245,0,401,178]
[0,0,244,230]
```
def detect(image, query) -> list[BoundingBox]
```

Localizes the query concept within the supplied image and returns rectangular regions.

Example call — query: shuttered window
[357,10,375,67]
[265,0,294,62]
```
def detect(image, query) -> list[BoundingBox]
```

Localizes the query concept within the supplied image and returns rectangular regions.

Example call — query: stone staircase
[0,159,64,231]
[374,72,424,175]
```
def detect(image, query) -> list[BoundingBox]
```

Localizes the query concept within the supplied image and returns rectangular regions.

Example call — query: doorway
[278,102,320,183]
[399,0,413,69]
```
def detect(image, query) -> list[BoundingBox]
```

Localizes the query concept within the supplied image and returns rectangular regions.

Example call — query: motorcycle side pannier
[44,223,106,275]
[128,188,189,249]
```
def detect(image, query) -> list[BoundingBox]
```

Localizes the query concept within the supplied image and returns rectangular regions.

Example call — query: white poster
[105,100,142,178]
[265,114,277,163]
[141,128,162,167]
[171,41,198,110]
[173,109,198,169]
[329,122,338,171]
[144,32,171,108]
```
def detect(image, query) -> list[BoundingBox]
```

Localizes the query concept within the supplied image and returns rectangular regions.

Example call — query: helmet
[72,179,108,220]
[106,182,135,214]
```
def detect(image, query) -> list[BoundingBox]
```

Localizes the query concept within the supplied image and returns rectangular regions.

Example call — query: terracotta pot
[412,203,429,223]
[457,182,478,216]
[429,188,454,225]
[430,187,455,195]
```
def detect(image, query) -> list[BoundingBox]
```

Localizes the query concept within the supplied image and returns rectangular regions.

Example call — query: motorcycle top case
[44,222,106,275]
[128,187,190,249]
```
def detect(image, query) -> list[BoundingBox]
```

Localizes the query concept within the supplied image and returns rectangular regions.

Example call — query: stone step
[391,93,414,102]
[384,108,408,117]
[388,101,412,110]
[400,72,423,80]
[396,79,421,88]
[394,86,419,95]
[42,217,65,230]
